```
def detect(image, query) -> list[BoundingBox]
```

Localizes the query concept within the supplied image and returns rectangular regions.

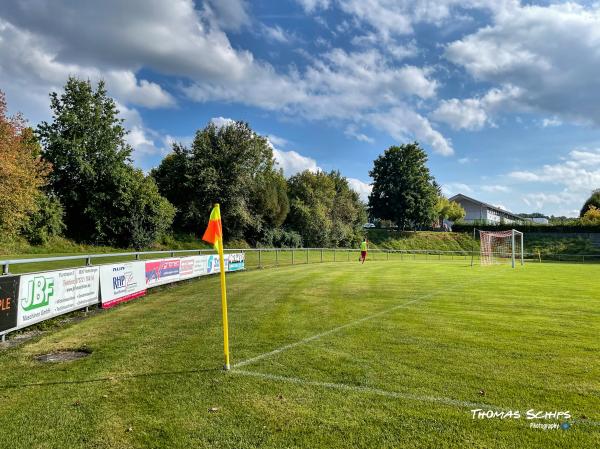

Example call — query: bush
[122,170,176,250]
[259,228,303,248]
[21,194,65,245]
[452,222,600,234]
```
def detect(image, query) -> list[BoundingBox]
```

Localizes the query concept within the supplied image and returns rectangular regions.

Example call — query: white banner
[17,266,100,327]
[179,255,209,280]
[99,261,146,308]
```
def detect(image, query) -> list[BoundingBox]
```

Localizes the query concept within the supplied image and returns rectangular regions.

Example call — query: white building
[449,194,527,224]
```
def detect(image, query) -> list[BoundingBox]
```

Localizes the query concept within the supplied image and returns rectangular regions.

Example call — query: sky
[2,1,600,217]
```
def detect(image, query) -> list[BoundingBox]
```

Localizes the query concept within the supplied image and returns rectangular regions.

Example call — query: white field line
[232,369,491,409]
[231,370,600,427]
[232,289,440,368]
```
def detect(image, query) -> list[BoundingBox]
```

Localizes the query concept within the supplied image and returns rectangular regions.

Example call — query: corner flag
[202,204,230,370]
[202,204,223,252]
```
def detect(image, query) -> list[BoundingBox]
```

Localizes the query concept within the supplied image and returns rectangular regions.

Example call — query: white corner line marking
[231,369,492,409]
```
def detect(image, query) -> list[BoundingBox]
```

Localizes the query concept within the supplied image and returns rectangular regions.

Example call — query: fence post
[135,253,140,260]
[170,251,174,257]
[292,249,295,265]
[321,249,323,263]
[258,249,262,268]
[276,249,279,266]
[86,256,92,266]
[306,249,309,264]
[2,263,8,275]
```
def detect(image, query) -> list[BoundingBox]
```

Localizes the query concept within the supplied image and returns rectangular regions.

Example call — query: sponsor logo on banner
[179,256,209,280]
[226,253,245,272]
[145,259,181,287]
[100,261,146,308]
[206,255,220,274]
[17,267,100,328]
[0,276,20,333]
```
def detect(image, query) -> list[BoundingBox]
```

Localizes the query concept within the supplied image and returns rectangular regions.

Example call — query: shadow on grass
[0,367,222,390]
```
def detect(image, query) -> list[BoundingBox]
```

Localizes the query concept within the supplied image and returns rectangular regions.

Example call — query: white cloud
[273,148,320,176]
[445,3,600,126]
[0,18,175,121]
[508,148,600,191]
[203,0,251,31]
[0,0,455,158]
[262,24,291,44]
[297,1,514,37]
[482,184,510,193]
[344,125,374,143]
[541,117,562,128]
[368,107,454,156]
[210,116,236,128]
[442,182,473,197]
[430,85,522,130]
[347,178,372,202]
[508,148,600,214]
[458,157,471,164]
[264,134,289,148]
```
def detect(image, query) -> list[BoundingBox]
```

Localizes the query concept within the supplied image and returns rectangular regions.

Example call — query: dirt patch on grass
[34,348,92,363]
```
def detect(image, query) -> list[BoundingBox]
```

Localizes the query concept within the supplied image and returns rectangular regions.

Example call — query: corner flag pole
[218,229,231,370]
[202,203,231,370]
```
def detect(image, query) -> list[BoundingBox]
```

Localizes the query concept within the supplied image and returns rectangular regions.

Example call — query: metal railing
[2,248,600,275]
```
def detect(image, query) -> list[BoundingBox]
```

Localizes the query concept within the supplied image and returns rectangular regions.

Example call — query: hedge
[451,222,600,234]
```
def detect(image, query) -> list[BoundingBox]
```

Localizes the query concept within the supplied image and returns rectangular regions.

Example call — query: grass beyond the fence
[0,261,598,448]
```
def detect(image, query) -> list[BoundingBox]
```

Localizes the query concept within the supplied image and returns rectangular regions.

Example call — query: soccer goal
[473,229,524,268]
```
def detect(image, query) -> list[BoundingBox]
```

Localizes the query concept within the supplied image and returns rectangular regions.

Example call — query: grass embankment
[368,230,478,251]
[0,261,598,448]
[369,229,600,256]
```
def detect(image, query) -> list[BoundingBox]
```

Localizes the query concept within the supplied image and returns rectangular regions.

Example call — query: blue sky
[2,0,600,216]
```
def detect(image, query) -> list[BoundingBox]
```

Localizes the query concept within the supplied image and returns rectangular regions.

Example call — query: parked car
[363,223,376,228]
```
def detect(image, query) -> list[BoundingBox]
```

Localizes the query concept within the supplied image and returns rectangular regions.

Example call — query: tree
[122,169,176,249]
[436,196,466,224]
[285,170,366,247]
[368,143,438,230]
[580,189,600,217]
[580,205,600,225]
[37,77,174,246]
[151,121,288,243]
[0,91,51,239]
[21,193,65,245]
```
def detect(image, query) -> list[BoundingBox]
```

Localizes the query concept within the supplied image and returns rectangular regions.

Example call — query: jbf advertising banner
[0,275,20,333]
[17,267,100,327]
[100,261,146,308]
[145,258,181,287]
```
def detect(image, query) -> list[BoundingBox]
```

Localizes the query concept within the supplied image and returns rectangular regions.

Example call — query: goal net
[477,229,524,267]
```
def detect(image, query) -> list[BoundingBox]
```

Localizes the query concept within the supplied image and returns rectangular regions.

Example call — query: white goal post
[472,229,524,268]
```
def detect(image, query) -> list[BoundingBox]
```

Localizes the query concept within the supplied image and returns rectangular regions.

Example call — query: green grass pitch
[0,260,598,448]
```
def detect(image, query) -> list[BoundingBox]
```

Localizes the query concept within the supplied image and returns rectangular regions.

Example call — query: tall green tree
[37,77,174,247]
[151,121,288,243]
[368,143,438,230]
[580,189,600,217]
[285,170,366,247]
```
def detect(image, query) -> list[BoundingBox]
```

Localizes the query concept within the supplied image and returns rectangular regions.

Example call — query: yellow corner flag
[202,204,230,370]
